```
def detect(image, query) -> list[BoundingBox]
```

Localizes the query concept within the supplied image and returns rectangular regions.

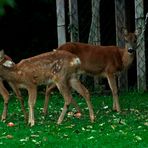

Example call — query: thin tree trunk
[69,0,79,42]
[56,0,66,46]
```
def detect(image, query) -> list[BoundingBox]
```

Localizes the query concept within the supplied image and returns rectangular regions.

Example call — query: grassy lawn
[0,90,147,148]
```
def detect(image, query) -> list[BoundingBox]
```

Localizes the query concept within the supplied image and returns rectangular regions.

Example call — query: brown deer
[0,50,94,126]
[44,29,140,113]
[0,52,27,121]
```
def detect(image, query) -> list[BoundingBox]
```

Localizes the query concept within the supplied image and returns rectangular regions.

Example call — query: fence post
[134,0,146,91]
[69,0,79,42]
[115,0,128,91]
[56,0,66,46]
[88,0,101,91]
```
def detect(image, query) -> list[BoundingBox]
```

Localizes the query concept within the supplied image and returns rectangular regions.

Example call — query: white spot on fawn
[3,60,15,68]
[70,57,81,66]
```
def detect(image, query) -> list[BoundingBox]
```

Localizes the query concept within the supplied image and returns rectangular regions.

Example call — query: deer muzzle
[128,48,135,53]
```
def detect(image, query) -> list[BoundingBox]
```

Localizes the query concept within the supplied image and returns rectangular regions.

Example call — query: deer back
[58,42,123,75]
[0,50,81,86]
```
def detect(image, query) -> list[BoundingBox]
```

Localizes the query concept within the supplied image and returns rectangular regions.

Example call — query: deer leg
[15,91,28,121]
[44,83,81,115]
[43,83,56,115]
[70,78,95,122]
[0,81,9,121]
[106,74,120,112]
[70,96,81,114]
[56,82,73,124]
[28,87,37,126]
[9,82,28,121]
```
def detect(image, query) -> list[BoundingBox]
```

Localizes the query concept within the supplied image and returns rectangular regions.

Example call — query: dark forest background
[0,0,57,62]
[0,0,147,64]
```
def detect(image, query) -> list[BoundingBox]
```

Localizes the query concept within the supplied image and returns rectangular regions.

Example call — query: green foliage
[0,91,147,147]
[0,0,15,15]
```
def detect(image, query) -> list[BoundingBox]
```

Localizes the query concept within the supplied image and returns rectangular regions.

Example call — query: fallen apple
[7,122,15,127]
[74,112,82,118]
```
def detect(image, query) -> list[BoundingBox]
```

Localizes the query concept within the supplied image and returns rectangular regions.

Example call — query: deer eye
[133,39,137,43]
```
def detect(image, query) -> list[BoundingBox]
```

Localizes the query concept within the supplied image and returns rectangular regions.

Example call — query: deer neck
[0,65,18,81]
[120,47,135,69]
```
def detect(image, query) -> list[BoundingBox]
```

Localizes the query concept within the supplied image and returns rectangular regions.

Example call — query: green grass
[0,91,148,148]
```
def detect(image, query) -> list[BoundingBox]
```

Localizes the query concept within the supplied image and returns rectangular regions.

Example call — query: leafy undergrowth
[0,91,148,148]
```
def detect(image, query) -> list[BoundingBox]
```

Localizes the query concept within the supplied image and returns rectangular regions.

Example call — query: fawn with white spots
[0,50,94,126]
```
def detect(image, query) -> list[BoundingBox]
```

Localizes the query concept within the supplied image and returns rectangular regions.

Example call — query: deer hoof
[28,120,35,127]
[1,118,6,122]
[90,115,95,123]
[113,104,121,112]
[113,107,121,112]
[57,120,62,125]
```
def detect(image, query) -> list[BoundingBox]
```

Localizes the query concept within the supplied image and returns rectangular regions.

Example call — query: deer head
[123,28,141,53]
[0,50,15,68]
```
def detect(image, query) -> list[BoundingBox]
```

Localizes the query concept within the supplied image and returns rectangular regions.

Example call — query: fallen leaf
[99,123,105,126]
[31,135,39,138]
[119,119,126,125]
[82,127,85,131]
[87,136,94,140]
[6,135,13,139]
[135,136,142,141]
[65,124,75,128]
[67,112,74,116]
[32,139,37,143]
[62,134,69,138]
[20,137,29,142]
[87,125,93,129]
[111,125,116,130]
[144,122,148,126]
[103,106,108,109]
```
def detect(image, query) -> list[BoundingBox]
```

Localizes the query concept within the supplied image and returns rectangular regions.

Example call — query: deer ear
[121,27,128,36]
[0,50,4,56]
[0,50,5,60]
[135,27,142,36]
[3,60,15,68]
[123,29,128,36]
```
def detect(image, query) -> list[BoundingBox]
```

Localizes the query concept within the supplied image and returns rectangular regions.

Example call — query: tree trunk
[69,0,79,42]
[56,0,66,46]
